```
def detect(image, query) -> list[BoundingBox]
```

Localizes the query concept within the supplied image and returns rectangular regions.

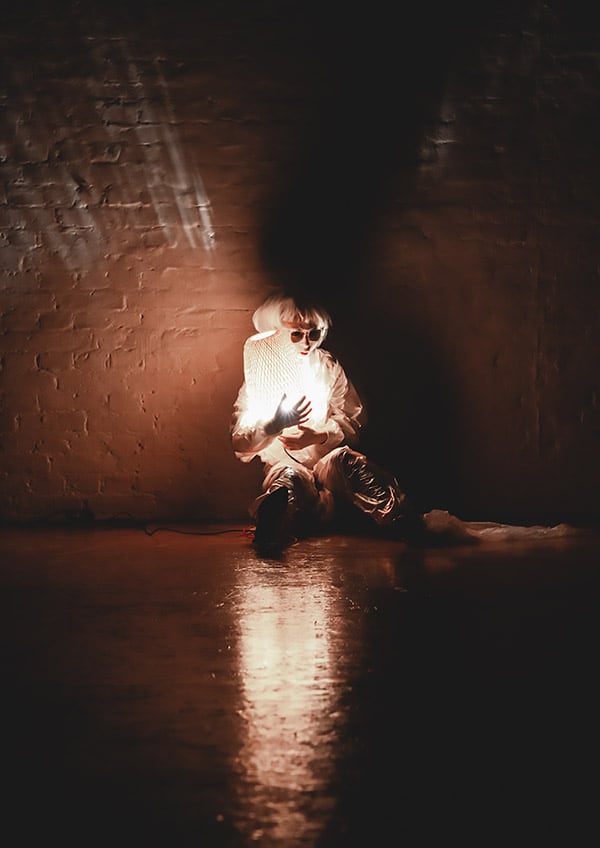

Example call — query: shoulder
[314,349,347,384]
[316,348,341,369]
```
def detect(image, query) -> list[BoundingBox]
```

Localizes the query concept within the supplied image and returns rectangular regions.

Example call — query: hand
[265,394,312,435]
[279,425,326,451]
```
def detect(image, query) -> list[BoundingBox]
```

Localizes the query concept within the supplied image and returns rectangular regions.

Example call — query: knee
[327,446,363,470]
[332,446,367,476]
[314,446,365,494]
[270,466,319,509]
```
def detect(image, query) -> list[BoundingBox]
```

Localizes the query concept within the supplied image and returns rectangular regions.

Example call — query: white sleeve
[317,354,365,454]
[230,382,274,462]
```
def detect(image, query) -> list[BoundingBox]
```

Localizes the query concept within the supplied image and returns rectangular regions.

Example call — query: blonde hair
[252,294,331,344]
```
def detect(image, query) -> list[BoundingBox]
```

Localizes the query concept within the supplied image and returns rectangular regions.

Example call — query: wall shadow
[259,0,507,300]
[258,1,518,512]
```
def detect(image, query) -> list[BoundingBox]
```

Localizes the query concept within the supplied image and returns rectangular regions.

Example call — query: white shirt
[231,348,365,473]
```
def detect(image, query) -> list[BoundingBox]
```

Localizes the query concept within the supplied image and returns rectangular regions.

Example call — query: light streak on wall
[1,34,216,281]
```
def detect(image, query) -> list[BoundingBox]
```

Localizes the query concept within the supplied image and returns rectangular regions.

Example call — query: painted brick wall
[1,1,599,524]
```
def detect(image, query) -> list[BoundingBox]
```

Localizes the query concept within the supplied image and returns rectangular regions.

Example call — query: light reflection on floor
[1,528,598,846]
[233,554,344,845]
[229,537,408,846]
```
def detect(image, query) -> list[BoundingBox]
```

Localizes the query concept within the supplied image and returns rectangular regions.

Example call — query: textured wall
[1,1,599,524]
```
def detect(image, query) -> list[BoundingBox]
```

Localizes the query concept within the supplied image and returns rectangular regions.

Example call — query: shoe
[253,487,292,556]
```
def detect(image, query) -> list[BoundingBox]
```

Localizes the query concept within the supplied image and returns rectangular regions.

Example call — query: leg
[252,465,325,555]
[314,446,424,540]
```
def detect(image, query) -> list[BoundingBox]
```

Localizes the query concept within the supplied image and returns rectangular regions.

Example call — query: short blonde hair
[252,294,331,343]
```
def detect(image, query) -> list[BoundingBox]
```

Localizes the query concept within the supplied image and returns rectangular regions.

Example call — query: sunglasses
[290,328,322,343]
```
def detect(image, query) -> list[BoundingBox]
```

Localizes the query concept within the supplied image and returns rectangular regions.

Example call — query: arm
[321,353,364,448]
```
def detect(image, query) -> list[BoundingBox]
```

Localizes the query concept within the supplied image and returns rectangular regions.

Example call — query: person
[231,292,425,555]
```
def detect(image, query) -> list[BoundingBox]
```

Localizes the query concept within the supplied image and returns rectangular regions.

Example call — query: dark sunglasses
[290,328,322,343]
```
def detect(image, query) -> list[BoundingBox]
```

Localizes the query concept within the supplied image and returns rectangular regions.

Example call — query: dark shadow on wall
[259,0,516,299]
[327,299,462,515]
[359,322,459,515]
[259,1,520,513]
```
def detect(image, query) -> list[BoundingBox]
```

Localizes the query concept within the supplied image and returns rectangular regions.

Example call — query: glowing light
[241,330,328,428]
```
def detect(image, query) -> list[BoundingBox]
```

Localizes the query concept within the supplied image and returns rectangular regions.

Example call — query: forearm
[231,423,274,457]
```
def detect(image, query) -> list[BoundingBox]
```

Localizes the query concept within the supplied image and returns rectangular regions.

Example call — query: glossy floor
[1,523,598,846]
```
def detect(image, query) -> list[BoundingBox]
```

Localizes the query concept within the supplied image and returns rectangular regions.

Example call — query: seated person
[231,292,423,554]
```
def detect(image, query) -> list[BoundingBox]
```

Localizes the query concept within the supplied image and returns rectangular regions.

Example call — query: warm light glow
[241,330,328,428]
[232,550,401,843]
[234,568,340,843]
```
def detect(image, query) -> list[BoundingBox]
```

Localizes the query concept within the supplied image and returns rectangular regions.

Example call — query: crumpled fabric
[252,465,335,541]
[249,445,415,536]
[422,509,582,543]
[314,446,411,526]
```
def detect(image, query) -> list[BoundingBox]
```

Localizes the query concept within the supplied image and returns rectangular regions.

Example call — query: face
[282,320,323,355]
[283,321,323,356]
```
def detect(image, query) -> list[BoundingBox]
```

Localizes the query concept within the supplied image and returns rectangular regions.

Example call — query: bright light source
[241,329,328,428]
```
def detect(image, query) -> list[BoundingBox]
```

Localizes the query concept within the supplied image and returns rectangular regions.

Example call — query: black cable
[283,446,304,464]
[142,525,250,537]
[84,510,250,537]
[19,507,251,537]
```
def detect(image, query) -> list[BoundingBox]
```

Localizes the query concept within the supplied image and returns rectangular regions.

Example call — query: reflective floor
[1,523,598,846]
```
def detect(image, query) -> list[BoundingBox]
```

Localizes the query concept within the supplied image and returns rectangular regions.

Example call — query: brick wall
[1,1,599,524]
